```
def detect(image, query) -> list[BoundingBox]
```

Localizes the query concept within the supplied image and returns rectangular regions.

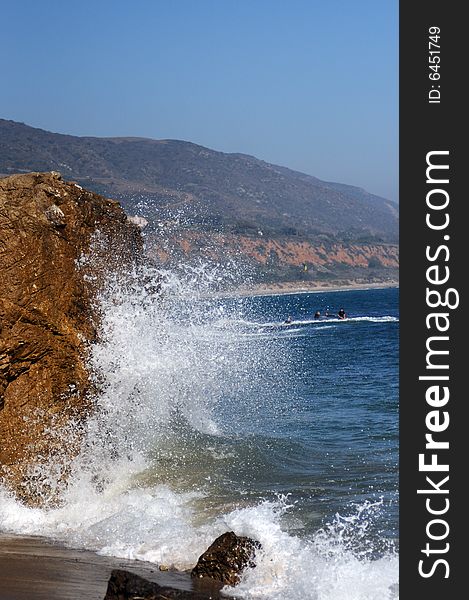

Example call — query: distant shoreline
[222,280,399,299]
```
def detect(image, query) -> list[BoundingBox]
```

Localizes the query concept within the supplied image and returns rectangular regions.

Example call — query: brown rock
[0,172,143,504]
[191,531,261,586]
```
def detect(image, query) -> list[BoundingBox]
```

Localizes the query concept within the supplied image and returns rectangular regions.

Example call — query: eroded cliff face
[0,172,142,503]
[147,230,399,285]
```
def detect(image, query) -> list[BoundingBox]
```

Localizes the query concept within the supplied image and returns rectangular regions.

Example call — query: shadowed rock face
[191,531,261,586]
[0,172,143,504]
[103,533,260,598]
[104,569,221,599]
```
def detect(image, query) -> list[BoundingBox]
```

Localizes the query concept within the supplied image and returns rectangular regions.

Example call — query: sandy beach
[0,534,224,600]
[220,279,399,299]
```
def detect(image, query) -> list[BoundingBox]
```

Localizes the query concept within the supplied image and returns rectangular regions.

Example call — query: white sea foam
[0,485,398,599]
[0,261,398,598]
[239,316,399,328]
[222,499,399,600]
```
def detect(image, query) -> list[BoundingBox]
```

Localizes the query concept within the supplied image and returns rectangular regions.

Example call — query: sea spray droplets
[68,258,290,497]
[0,263,399,599]
[222,498,398,600]
[312,498,397,561]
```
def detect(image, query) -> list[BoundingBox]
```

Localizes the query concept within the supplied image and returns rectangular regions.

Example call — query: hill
[0,119,398,287]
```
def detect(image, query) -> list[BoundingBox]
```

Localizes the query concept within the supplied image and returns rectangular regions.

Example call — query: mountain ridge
[0,119,398,285]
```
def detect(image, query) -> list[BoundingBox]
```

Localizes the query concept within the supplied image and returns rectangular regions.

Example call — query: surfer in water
[338,308,346,320]
[314,311,321,319]
[284,315,293,324]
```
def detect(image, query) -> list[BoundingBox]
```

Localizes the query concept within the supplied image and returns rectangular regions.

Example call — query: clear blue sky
[1,0,398,202]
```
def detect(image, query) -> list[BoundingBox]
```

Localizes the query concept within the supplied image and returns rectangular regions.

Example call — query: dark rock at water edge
[191,531,261,586]
[104,569,222,600]
[103,532,261,599]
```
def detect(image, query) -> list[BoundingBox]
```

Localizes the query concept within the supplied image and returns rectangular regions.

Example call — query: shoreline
[220,279,399,299]
[0,533,224,600]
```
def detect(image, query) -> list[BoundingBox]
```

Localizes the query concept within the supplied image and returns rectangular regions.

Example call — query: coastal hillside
[0,119,398,286]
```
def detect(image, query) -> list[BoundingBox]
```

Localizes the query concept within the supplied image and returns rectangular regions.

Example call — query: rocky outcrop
[104,570,221,600]
[104,531,261,599]
[0,172,143,503]
[102,533,261,598]
[191,531,261,586]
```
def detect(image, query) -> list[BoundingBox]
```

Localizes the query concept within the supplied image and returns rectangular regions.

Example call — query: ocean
[0,267,399,600]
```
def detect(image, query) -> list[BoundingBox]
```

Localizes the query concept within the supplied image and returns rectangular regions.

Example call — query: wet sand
[0,534,224,600]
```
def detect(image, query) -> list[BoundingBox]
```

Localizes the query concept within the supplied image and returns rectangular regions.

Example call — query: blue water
[0,283,399,598]
[209,288,399,549]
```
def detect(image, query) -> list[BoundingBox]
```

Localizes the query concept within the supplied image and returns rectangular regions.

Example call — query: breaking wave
[0,262,398,599]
